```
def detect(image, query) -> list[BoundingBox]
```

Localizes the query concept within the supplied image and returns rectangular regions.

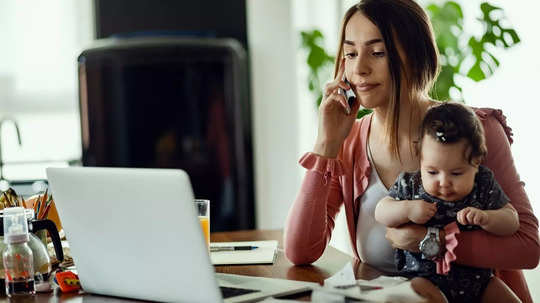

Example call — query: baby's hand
[457,207,488,227]
[407,200,436,224]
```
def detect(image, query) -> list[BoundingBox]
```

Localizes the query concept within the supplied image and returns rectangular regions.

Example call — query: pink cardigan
[284,108,540,303]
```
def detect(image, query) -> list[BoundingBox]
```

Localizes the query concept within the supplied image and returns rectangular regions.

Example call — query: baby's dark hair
[419,102,487,165]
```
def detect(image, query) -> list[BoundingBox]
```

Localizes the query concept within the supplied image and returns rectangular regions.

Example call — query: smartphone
[339,75,356,109]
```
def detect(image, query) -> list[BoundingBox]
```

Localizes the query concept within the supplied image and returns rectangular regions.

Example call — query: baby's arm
[375,196,437,227]
[457,204,519,236]
[379,172,437,227]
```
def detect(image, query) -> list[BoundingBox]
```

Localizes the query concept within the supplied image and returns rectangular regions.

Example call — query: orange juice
[199,216,210,246]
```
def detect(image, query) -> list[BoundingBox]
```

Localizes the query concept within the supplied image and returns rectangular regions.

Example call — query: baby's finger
[472,215,482,225]
[465,211,476,224]
[457,209,468,225]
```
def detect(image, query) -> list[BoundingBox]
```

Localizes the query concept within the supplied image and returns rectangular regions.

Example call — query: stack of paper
[210,240,278,265]
[310,262,426,302]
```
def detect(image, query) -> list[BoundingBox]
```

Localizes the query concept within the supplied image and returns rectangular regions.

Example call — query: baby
[375,102,520,303]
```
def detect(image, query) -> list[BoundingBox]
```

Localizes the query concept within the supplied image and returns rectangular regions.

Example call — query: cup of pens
[195,199,210,247]
[0,188,54,245]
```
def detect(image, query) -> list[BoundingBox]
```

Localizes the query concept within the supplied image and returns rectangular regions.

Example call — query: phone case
[339,76,356,108]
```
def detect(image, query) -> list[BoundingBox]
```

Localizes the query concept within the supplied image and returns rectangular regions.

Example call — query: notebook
[47,167,311,303]
[211,240,278,265]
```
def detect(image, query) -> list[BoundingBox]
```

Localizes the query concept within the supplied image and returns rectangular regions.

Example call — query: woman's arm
[284,153,344,265]
[285,59,364,265]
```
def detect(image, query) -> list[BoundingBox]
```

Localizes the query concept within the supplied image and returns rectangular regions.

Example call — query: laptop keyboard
[220,286,260,298]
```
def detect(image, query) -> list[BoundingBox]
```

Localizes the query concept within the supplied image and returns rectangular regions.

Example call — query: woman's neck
[371,94,432,143]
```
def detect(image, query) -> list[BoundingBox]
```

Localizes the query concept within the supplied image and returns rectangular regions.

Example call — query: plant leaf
[467,62,486,82]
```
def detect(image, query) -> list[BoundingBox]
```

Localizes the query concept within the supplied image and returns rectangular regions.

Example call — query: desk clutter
[0,186,424,302]
[0,187,64,296]
[309,262,425,303]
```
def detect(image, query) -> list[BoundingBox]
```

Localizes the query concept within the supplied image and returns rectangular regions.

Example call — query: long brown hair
[334,0,439,159]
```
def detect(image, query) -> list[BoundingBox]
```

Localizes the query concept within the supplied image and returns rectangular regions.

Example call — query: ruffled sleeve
[299,152,345,177]
[475,108,513,144]
[285,152,346,265]
[436,222,460,275]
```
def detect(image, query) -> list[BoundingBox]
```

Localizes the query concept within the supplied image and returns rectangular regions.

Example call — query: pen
[210,246,259,252]
[335,284,383,291]
[359,285,382,291]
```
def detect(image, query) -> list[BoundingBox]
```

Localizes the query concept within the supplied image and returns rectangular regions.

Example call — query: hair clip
[435,131,446,142]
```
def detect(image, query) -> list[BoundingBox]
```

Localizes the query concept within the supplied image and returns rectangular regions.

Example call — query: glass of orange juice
[195,199,210,247]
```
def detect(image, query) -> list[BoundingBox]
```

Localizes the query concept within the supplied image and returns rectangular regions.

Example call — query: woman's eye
[373,51,385,57]
[344,52,356,59]
[451,172,463,176]
[428,171,437,175]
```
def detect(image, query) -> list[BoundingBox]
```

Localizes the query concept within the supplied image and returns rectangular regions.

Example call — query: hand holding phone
[339,75,356,111]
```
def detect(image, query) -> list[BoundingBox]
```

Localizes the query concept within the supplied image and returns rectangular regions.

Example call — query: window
[0,0,93,182]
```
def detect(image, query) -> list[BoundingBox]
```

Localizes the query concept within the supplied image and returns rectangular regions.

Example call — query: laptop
[46,167,312,303]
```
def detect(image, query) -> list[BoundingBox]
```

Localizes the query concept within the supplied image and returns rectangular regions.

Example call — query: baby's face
[420,136,479,202]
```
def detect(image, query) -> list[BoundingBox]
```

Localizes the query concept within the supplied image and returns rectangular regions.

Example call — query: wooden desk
[0,229,383,302]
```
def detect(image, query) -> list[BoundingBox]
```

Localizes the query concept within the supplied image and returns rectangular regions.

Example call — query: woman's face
[343,12,392,110]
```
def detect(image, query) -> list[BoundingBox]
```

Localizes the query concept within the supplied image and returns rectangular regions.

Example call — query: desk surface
[0,229,383,302]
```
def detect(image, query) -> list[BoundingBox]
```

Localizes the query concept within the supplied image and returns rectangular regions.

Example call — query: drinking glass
[195,199,210,247]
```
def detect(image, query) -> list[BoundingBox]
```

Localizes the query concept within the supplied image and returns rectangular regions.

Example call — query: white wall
[246,0,301,229]
[247,0,346,231]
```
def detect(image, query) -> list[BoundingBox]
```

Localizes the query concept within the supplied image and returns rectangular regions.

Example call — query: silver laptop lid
[47,167,222,303]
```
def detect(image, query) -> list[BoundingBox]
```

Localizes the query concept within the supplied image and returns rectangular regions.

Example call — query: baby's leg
[410,277,448,303]
[481,276,521,303]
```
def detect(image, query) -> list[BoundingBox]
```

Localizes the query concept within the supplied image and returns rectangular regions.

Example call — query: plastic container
[2,207,35,296]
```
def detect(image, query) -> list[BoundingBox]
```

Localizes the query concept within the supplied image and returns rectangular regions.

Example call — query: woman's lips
[356,83,379,92]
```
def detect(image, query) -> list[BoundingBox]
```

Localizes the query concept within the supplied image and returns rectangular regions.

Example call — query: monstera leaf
[427,1,520,100]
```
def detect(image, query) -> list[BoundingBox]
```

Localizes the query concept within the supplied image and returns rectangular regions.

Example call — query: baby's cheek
[460,180,475,197]
[422,182,438,197]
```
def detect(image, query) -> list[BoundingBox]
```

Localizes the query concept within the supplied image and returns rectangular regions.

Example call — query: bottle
[2,207,35,296]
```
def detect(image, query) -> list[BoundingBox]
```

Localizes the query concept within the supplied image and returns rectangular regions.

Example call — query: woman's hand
[313,58,361,158]
[385,223,427,253]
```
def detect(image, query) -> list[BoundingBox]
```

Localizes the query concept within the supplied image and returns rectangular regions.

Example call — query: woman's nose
[354,52,372,76]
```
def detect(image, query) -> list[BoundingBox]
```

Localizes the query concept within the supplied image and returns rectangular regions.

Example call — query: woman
[283,1,539,302]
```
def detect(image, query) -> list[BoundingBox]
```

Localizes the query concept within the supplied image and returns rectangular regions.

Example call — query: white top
[356,145,398,273]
